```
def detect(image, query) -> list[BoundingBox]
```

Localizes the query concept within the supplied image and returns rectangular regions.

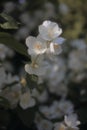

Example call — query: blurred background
[0,0,87,130]
[0,0,87,40]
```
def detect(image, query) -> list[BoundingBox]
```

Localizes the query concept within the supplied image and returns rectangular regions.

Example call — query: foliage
[0,0,87,130]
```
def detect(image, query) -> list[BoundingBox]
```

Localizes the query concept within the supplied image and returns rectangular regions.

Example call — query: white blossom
[47,37,65,55]
[54,122,65,130]
[25,57,48,76]
[39,100,74,120]
[64,114,80,130]
[54,114,80,130]
[26,36,47,56]
[49,42,62,55]
[19,90,35,109]
[0,83,22,108]
[25,20,65,77]
[39,20,62,41]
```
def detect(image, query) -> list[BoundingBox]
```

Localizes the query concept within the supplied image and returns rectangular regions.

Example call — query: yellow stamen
[54,44,59,49]
[34,43,42,50]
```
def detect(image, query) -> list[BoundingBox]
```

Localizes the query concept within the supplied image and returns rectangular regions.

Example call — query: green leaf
[0,22,18,29]
[0,32,28,57]
[0,13,19,29]
[0,13,15,22]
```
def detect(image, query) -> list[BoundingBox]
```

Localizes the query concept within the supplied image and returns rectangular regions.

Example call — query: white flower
[25,57,48,76]
[46,37,65,55]
[39,20,62,41]
[26,36,47,56]
[64,114,80,130]
[35,119,53,130]
[54,114,80,130]
[49,42,62,55]
[25,21,65,58]
[25,63,44,76]
[54,122,65,130]
[39,100,73,120]
[19,90,35,109]
[25,20,65,78]
[0,83,22,108]
[53,37,65,45]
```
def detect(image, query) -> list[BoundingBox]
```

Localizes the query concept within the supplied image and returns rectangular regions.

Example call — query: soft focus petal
[39,20,62,41]
[53,37,65,44]
[50,42,62,55]
[26,36,47,56]
[20,91,35,109]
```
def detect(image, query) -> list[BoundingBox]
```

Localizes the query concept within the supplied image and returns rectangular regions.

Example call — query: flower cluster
[25,20,65,77]
[23,20,81,130]
[34,112,80,130]
[0,20,81,130]
[54,114,80,130]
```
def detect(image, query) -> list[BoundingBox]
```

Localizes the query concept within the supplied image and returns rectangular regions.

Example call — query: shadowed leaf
[0,32,28,57]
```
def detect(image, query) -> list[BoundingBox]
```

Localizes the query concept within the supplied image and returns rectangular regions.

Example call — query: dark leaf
[0,110,10,128]
[0,22,18,29]
[0,13,19,29]
[0,13,15,22]
[0,32,28,57]
[16,106,37,128]
[0,96,10,108]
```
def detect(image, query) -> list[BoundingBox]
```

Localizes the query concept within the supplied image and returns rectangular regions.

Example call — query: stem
[31,54,40,68]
